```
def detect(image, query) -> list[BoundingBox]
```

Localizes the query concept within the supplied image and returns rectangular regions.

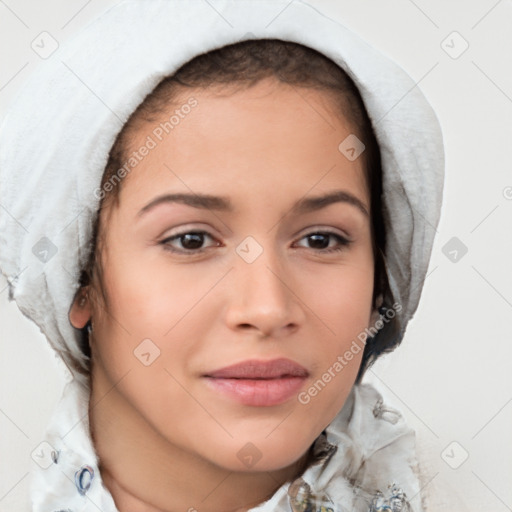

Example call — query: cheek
[296,252,373,407]
[97,244,204,331]
[91,253,216,380]
[301,249,375,332]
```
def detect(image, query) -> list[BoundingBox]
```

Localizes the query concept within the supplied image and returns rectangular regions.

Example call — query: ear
[69,287,92,329]
[369,293,384,326]
[369,307,380,327]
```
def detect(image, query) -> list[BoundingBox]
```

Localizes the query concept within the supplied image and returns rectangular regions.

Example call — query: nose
[224,240,305,338]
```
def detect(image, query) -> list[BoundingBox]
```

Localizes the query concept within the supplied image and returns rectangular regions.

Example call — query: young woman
[0,1,444,511]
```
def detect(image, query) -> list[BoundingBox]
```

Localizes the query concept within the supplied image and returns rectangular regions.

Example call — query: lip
[203,358,309,407]
[204,358,309,379]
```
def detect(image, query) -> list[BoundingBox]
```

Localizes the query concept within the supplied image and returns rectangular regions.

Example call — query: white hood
[0,0,444,384]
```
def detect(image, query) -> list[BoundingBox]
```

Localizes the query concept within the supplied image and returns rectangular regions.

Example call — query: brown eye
[295,231,351,253]
[160,231,219,254]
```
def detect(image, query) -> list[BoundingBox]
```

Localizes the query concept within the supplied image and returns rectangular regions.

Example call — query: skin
[69,77,379,512]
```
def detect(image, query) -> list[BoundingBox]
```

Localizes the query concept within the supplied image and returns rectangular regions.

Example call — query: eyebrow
[136,189,369,218]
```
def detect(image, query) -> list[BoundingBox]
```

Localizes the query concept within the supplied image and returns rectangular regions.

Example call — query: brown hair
[77,39,401,382]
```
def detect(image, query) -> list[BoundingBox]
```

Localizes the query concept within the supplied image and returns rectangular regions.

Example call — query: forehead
[117,79,369,212]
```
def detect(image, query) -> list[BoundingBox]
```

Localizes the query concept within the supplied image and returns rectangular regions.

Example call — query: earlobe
[369,293,384,326]
[69,287,92,329]
[369,307,381,327]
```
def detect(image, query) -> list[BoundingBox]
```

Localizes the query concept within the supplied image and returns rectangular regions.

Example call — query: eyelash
[159,229,352,255]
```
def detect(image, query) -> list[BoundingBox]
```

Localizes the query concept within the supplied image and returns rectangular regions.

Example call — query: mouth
[202,358,309,407]
[204,358,309,379]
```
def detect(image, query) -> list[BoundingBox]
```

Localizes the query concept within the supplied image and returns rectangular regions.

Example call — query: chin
[201,431,316,474]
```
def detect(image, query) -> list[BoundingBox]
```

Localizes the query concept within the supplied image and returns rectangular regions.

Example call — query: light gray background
[1,1,511,511]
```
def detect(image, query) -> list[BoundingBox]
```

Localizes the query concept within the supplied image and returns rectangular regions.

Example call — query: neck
[88,365,313,512]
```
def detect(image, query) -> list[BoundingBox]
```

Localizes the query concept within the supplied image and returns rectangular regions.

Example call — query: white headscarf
[0,0,443,387]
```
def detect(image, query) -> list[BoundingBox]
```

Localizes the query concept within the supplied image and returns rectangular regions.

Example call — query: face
[72,78,376,473]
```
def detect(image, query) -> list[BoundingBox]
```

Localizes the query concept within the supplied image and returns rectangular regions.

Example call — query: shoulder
[327,381,426,511]
[346,382,416,455]
[29,377,118,512]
